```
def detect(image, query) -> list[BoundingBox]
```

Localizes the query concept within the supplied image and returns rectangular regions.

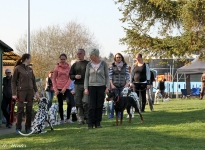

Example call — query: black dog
[106,90,144,126]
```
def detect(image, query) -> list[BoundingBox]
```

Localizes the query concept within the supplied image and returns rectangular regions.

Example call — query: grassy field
[1,98,205,150]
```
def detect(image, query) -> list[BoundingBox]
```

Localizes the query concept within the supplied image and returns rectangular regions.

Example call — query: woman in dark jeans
[130,53,150,112]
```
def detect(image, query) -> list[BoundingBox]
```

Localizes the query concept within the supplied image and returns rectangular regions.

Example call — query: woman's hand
[130,83,134,88]
[71,90,75,95]
[105,88,109,94]
[124,83,129,88]
[147,85,150,89]
[35,92,40,99]
[12,95,17,99]
[61,89,66,95]
[55,90,60,95]
[84,89,89,95]
[111,84,116,89]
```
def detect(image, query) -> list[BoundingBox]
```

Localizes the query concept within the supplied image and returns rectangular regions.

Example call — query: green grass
[1,99,205,150]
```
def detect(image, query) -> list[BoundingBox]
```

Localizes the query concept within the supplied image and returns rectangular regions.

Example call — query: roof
[3,51,20,66]
[0,40,13,52]
[177,57,205,74]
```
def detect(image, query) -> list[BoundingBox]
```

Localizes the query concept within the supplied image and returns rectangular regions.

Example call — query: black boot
[72,114,77,122]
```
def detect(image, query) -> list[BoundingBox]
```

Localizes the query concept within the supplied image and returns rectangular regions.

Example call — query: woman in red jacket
[52,53,71,124]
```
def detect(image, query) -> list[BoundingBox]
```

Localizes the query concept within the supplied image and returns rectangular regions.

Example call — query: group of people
[1,48,165,133]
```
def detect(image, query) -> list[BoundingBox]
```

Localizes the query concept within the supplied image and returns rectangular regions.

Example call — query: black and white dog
[49,103,59,125]
[18,97,54,136]
[121,87,141,112]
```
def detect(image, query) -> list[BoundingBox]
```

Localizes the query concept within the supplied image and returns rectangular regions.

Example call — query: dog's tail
[18,130,34,136]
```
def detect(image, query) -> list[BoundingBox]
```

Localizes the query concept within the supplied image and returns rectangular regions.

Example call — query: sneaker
[16,129,21,135]
[26,128,32,134]
[65,119,73,123]
[151,108,154,111]
[108,115,114,119]
[60,120,64,124]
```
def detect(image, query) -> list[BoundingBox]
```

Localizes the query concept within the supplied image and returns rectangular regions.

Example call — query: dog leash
[15,98,33,104]
[114,96,120,104]
[135,88,147,92]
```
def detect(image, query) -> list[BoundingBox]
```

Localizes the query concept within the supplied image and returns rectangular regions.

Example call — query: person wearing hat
[1,68,12,128]
[84,48,110,129]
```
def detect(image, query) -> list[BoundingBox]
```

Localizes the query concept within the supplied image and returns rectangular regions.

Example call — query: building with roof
[0,40,20,125]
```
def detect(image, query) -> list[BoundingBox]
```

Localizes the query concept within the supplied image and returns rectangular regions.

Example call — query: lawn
[0,98,205,150]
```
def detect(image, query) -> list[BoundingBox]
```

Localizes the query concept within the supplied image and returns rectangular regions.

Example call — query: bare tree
[15,21,100,84]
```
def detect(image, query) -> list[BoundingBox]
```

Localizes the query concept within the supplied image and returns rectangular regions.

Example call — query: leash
[15,98,33,104]
[114,96,120,104]
[135,88,147,92]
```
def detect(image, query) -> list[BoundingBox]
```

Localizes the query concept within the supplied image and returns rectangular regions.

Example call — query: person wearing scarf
[108,53,130,119]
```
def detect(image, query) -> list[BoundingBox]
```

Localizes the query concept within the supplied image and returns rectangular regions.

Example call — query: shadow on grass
[1,100,205,150]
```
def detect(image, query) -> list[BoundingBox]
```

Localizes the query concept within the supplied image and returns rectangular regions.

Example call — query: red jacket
[52,62,71,92]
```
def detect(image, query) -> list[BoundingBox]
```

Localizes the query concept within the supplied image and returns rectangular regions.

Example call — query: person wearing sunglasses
[108,53,130,119]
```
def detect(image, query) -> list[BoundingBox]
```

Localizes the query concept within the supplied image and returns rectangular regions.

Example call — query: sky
[0,0,127,57]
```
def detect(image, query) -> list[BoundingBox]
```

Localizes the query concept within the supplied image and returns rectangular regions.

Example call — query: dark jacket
[69,60,89,85]
[11,64,38,96]
[150,71,155,85]
[3,76,12,98]
[158,81,165,90]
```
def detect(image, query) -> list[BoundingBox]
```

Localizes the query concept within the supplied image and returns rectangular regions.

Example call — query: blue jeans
[109,88,123,118]
[46,90,54,110]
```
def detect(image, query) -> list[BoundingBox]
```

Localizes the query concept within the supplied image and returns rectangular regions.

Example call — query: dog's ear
[128,88,132,95]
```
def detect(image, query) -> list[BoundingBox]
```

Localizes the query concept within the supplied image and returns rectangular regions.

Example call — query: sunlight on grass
[1,98,205,150]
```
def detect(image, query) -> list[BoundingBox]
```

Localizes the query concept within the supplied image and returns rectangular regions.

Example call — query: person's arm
[104,62,110,89]
[62,66,72,92]
[84,64,90,95]
[69,63,76,80]
[32,71,38,93]
[146,64,150,85]
[125,65,130,85]
[109,65,115,88]
[52,66,58,92]
[11,67,18,96]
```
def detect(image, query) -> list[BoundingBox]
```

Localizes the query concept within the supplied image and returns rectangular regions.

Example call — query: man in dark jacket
[1,68,12,128]
[69,49,89,125]
[158,78,166,98]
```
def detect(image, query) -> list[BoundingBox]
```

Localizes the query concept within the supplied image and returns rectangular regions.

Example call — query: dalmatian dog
[121,87,141,112]
[102,101,110,115]
[154,89,164,104]
[49,103,60,125]
[18,97,54,136]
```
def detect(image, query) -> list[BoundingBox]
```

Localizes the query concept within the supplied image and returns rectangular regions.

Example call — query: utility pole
[27,0,30,54]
